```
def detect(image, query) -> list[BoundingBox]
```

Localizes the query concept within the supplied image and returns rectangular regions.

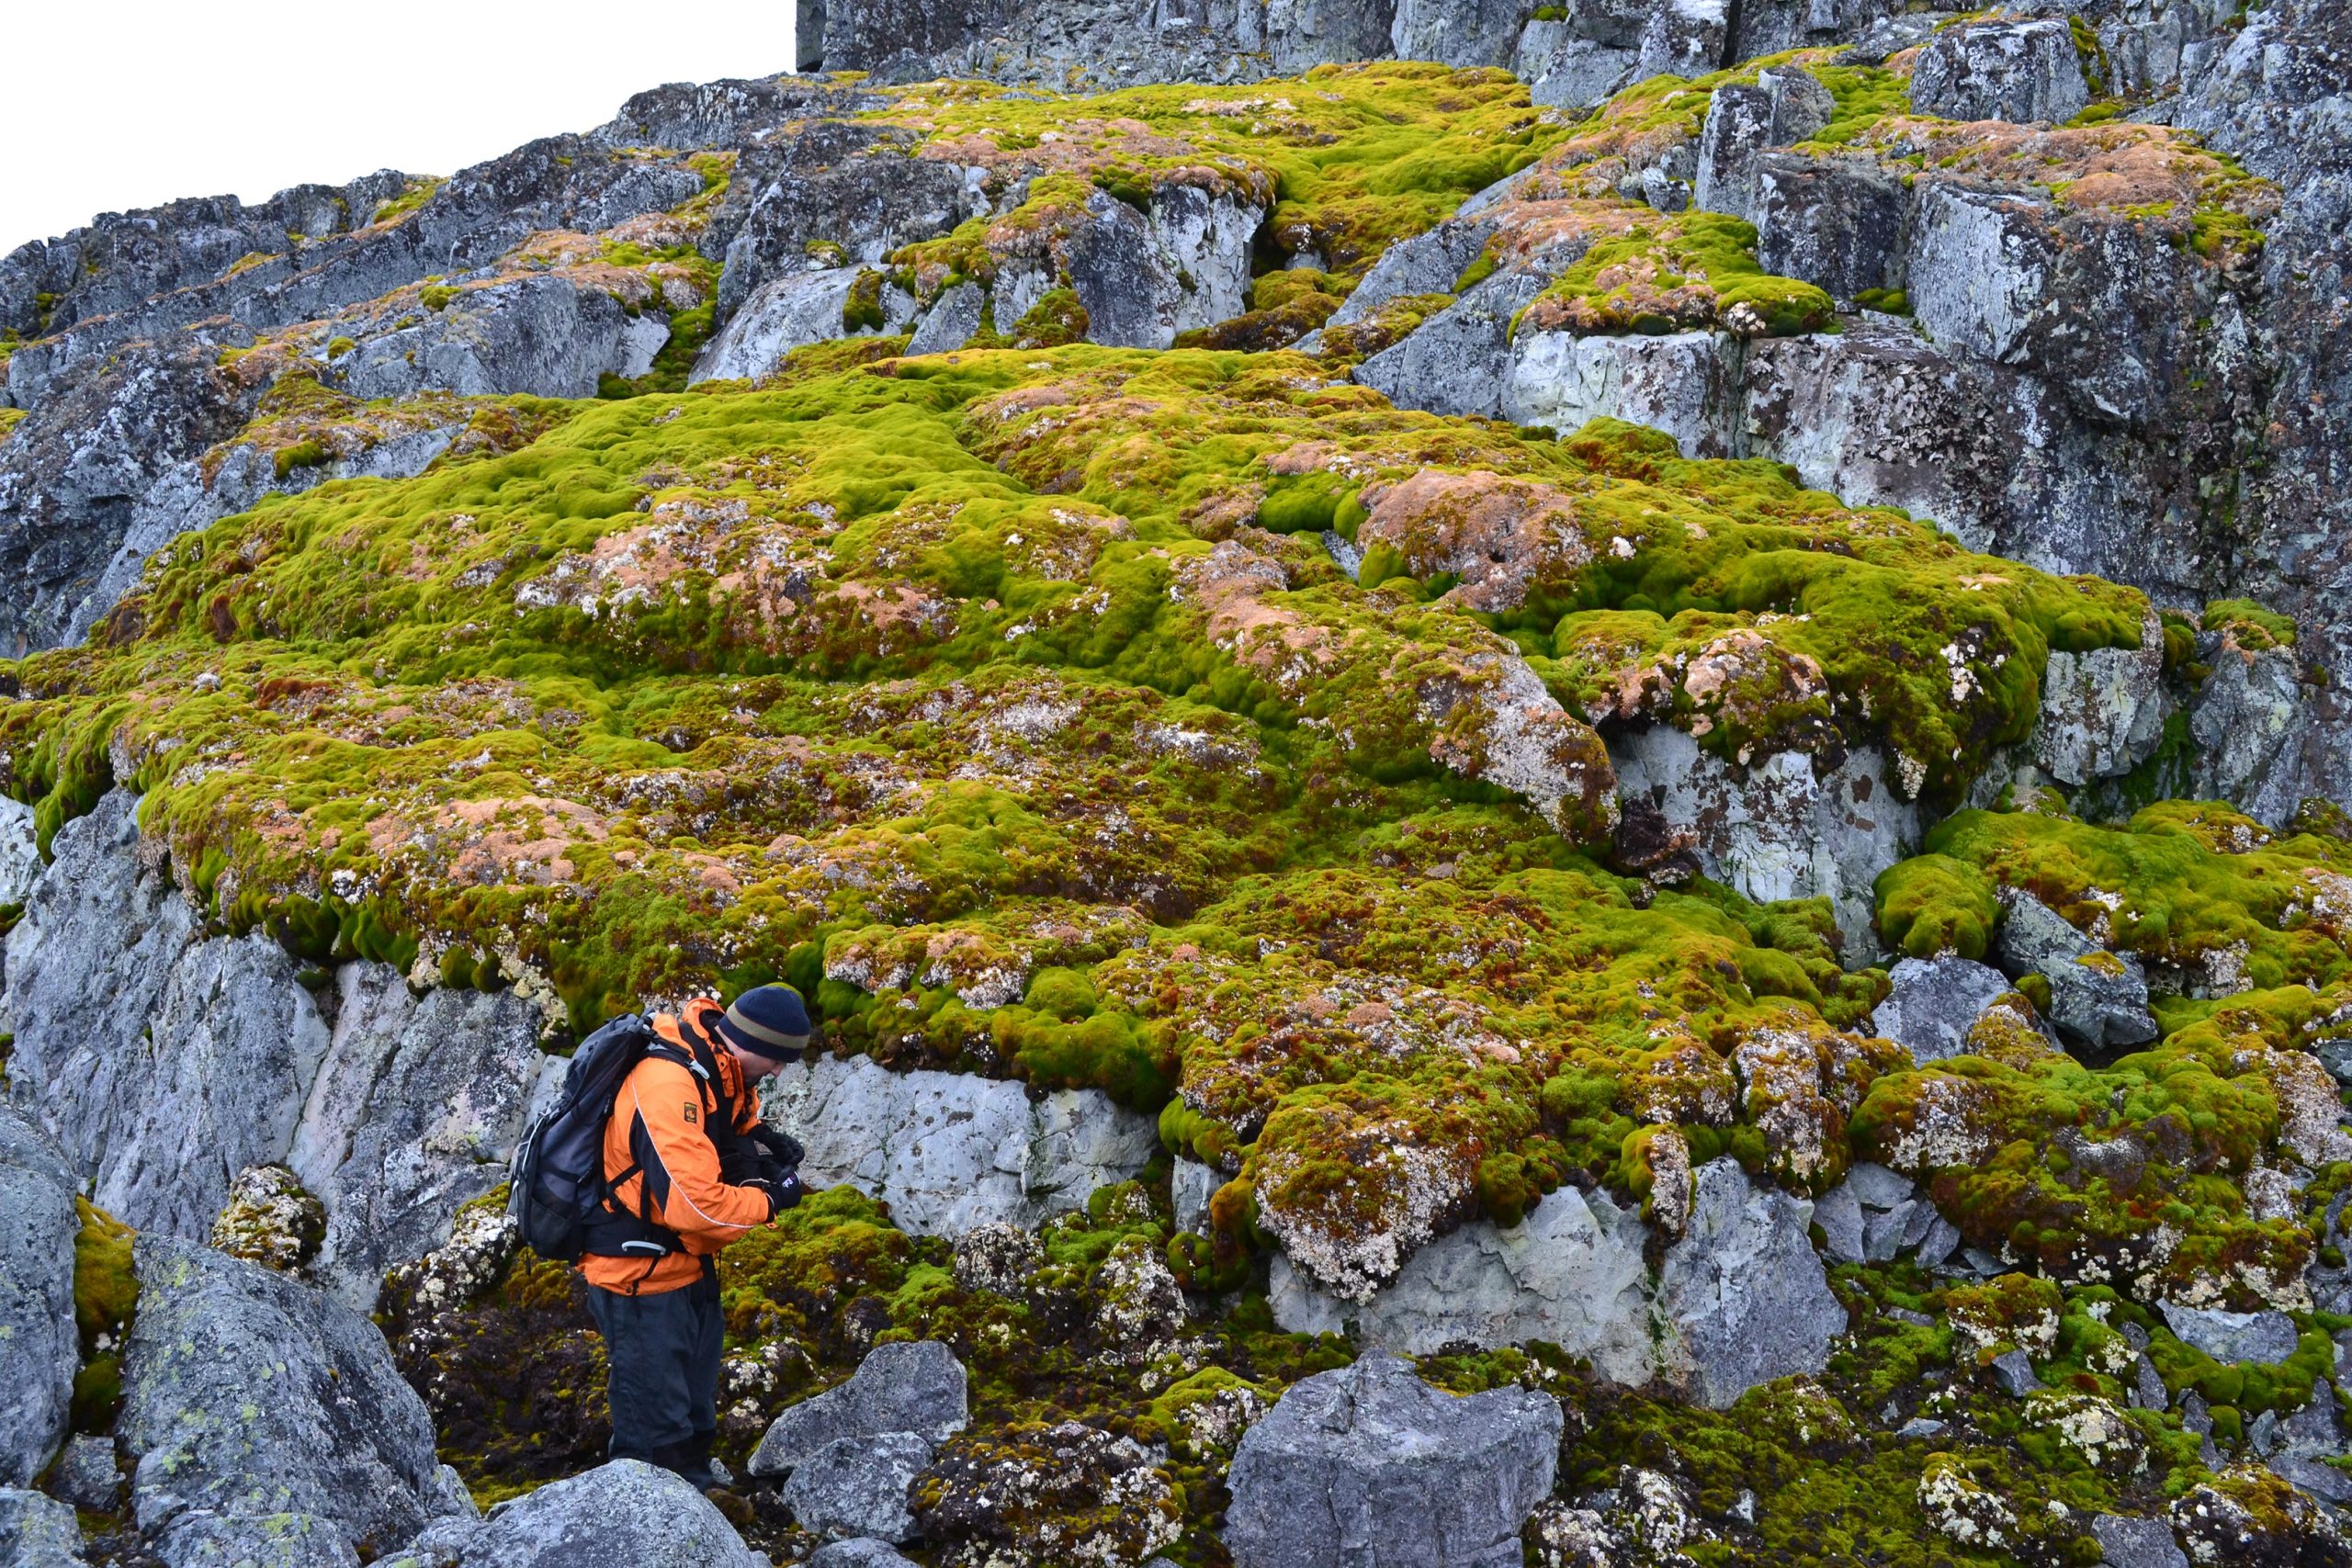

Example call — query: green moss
[1520,212,1834,339]
[71,1198,139,1432]
[2201,596,2298,649]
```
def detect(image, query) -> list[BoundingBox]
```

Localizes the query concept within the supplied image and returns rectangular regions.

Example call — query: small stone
[209,1162,328,1272]
[950,1224,1042,1297]
[1896,1417,1947,1439]
[2160,1303,2300,1366]
[2132,1355,2168,1411]
[750,1340,967,1477]
[1915,1218,1962,1270]
[47,1435,122,1513]
[1989,1348,2041,1396]
[1843,1162,1916,1212]
[783,1431,933,1543]
[1813,1179,1864,1265]
[808,1542,921,1568]
[1995,891,2159,1050]
[2091,1512,2189,1568]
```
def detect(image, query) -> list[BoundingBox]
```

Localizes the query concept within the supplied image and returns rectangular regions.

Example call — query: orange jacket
[581,998,774,1295]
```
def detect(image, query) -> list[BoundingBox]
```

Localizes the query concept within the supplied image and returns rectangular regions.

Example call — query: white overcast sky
[1,3,798,254]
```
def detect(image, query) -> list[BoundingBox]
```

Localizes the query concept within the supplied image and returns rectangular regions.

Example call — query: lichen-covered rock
[2092,1513,2190,1568]
[1656,1157,1842,1407]
[1513,20,1639,111]
[1268,1183,1655,1382]
[208,1162,326,1272]
[2033,613,2172,785]
[1636,0,1728,81]
[1504,331,1738,457]
[120,1235,466,1565]
[912,1418,1180,1568]
[786,1430,933,1542]
[1909,17,2092,126]
[2189,634,2313,828]
[1993,889,2159,1050]
[763,1052,1158,1236]
[1872,955,2016,1066]
[808,1541,921,1568]
[0,795,40,904]
[0,1107,79,1488]
[750,1339,968,1477]
[2160,1303,2299,1366]
[386,1460,761,1568]
[905,280,985,356]
[1170,1156,1218,1236]
[1752,152,1905,306]
[1355,270,1545,419]
[0,1488,87,1568]
[331,275,671,401]
[694,267,919,383]
[1390,0,1529,68]
[1224,1353,1560,1568]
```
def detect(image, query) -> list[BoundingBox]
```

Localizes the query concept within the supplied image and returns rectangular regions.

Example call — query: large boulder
[1693,67,1837,220]
[2031,613,2171,786]
[1753,152,1906,305]
[749,1339,969,1477]
[1513,19,1640,111]
[1637,0,1728,81]
[386,1461,763,1568]
[1656,1157,1844,1407]
[1324,220,1493,331]
[1872,955,2015,1065]
[1909,17,2093,126]
[784,1431,933,1542]
[119,1235,469,1565]
[1993,890,2159,1050]
[1905,184,2059,367]
[1504,330,1739,457]
[0,1108,80,1488]
[1267,1185,1656,1384]
[693,267,920,383]
[1224,1353,1560,1568]
[1356,270,1546,419]
[2188,633,2313,827]
[763,1052,1157,1235]
[2160,1303,2299,1366]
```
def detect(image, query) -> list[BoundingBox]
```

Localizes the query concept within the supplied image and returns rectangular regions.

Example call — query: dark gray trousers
[584,1268,723,1461]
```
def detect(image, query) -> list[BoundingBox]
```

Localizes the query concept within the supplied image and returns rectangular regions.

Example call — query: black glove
[744,1168,804,1220]
[746,1123,805,1169]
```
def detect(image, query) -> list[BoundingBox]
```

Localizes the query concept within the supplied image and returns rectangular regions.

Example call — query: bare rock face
[2031,612,2172,786]
[2189,633,2315,827]
[1753,152,1906,306]
[0,1108,80,1490]
[331,275,672,401]
[1392,0,1532,67]
[1655,1157,1844,1408]
[749,1340,970,1478]
[1872,956,2015,1066]
[1224,1354,1561,1568]
[1505,330,1740,457]
[1356,269,1545,418]
[695,267,921,382]
[0,1488,87,1568]
[1909,17,2092,126]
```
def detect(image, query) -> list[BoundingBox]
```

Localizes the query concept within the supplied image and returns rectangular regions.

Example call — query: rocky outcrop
[1224,1354,1560,1568]
[1505,330,1737,456]
[120,1235,470,1565]
[330,275,672,401]
[2160,1302,2298,1365]
[2031,614,2171,786]
[1994,889,2160,1051]
[0,795,40,904]
[1611,728,1918,964]
[1909,17,2092,126]
[0,1489,87,1568]
[1814,1159,1959,1269]
[1356,270,1545,420]
[763,1052,1158,1235]
[697,267,919,380]
[389,1461,763,1568]
[750,1339,969,1477]
[1871,956,2016,1066]
[2188,633,2315,827]
[0,1108,80,1488]
[1655,1156,1844,1407]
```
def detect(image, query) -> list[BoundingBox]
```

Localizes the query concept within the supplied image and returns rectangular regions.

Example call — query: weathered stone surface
[763,1052,1158,1235]
[1753,152,1905,304]
[1637,0,1728,81]
[1354,270,1544,419]
[1326,220,1492,330]
[1994,890,2159,1050]
[904,279,985,356]
[1906,184,2057,367]
[1513,22,1640,111]
[49,1434,123,1515]
[2188,636,2313,827]
[0,1488,87,1568]
[1656,1157,1842,1407]
[1815,1160,1934,1267]
[1873,956,2017,1066]
[1505,330,1739,457]
[694,267,919,383]
[0,795,40,904]
[332,276,669,402]
[1909,17,2092,126]
[0,1107,79,1489]
[1172,1156,1218,1235]
[1268,1184,1656,1382]
[121,1235,464,1565]
[2032,613,2171,785]
[785,1431,933,1542]
[1392,0,1529,67]
[749,1340,969,1477]
[1224,1353,1560,1568]
[1611,728,1919,964]
[807,1542,920,1568]
[288,965,560,1305]
[2091,1513,2189,1568]
[2161,1303,2299,1366]
[1692,83,1773,220]
[387,1461,760,1568]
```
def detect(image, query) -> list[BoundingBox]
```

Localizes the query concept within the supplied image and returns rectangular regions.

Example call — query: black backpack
[507,1012,659,1262]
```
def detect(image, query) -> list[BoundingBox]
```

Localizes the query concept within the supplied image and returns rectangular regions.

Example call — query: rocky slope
[5,2,2352,1565]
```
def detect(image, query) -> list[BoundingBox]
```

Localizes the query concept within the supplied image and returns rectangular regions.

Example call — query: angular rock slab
[1505,331,1739,457]
[119,1236,465,1564]
[750,1339,968,1477]
[2031,614,2170,786]
[1909,17,2091,126]
[0,1489,88,1568]
[1873,955,2015,1065]
[763,1053,1158,1235]
[0,795,40,905]
[1657,1158,1844,1408]
[1994,890,2158,1050]
[1355,270,1545,420]
[0,1107,80,1487]
[1225,1354,1560,1568]
[385,1461,763,1568]
[2161,1303,2300,1366]
[1269,1185,1657,1385]
[784,1431,933,1542]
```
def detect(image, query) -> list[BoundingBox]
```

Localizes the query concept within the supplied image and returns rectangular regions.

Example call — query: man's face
[730,1043,789,1082]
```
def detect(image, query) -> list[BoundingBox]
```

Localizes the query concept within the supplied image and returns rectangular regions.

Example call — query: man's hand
[747,1123,805,1169]
[743,1168,804,1221]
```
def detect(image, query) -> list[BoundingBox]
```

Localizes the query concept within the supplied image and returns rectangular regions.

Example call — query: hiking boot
[651,1439,725,1491]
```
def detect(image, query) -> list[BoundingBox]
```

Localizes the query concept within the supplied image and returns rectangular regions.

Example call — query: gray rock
[1813,1179,1866,1265]
[783,1431,933,1542]
[807,1542,920,1568]
[2092,1513,2189,1568]
[1505,331,1740,457]
[49,1434,123,1514]
[763,1052,1158,1235]
[1989,1348,2042,1396]
[1753,152,1906,304]
[1637,0,1729,80]
[1610,729,1919,965]
[1326,220,1493,330]
[0,1488,87,1568]
[2265,1385,2352,1504]
[2132,1354,2168,1411]
[749,1340,968,1477]
[1905,184,2058,367]
[1514,23,1640,111]
[694,267,918,382]
[1268,1184,1657,1384]
[1657,1158,1843,1408]
[2189,637,2313,828]
[2160,1302,2300,1365]
[0,1108,78,1488]
[1916,1217,1961,1269]
[0,796,40,905]
[332,275,670,402]
[1392,0,1529,66]
[1224,1354,1560,1568]
[1172,1156,1219,1235]
[384,1461,760,1568]
[1693,83,1773,220]
[1993,891,2159,1051]
[288,966,561,1305]
[905,280,985,355]
[1873,955,2015,1065]
[2033,613,2172,785]
[1354,269,1544,420]
[120,1236,463,1564]
[1909,17,2092,126]
[1895,1417,1946,1439]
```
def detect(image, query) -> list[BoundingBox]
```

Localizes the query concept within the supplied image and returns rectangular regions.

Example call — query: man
[580,982,812,1489]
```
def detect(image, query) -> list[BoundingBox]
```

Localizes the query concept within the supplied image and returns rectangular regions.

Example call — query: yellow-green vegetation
[1519,210,1835,338]
[71,1198,139,1432]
